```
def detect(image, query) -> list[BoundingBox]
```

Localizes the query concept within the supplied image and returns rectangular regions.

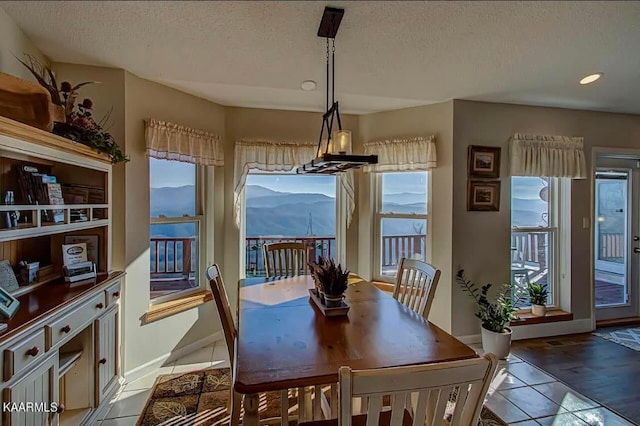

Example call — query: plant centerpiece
[17,55,128,163]
[309,256,349,308]
[456,269,524,358]
[527,282,548,317]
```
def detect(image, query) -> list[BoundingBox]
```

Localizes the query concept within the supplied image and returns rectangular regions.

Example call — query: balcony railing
[150,237,196,279]
[245,236,336,277]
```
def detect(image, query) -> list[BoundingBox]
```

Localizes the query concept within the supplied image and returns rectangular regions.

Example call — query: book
[45,183,65,223]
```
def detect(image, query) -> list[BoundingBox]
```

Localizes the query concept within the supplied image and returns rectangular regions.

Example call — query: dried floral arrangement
[308,256,350,297]
[17,55,128,163]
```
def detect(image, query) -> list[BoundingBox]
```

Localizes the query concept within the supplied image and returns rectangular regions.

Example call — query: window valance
[509,133,586,178]
[233,139,356,230]
[145,119,224,166]
[363,135,437,172]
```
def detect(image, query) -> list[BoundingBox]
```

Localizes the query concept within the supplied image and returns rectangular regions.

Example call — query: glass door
[595,169,639,320]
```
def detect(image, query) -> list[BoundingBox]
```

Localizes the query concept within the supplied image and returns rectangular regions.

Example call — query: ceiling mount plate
[317,7,344,39]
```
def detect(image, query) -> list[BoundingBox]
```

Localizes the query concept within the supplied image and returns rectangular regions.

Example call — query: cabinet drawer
[47,292,106,350]
[3,329,46,381]
[105,280,121,307]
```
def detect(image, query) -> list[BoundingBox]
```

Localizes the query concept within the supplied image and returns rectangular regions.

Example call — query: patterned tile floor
[97,342,636,426]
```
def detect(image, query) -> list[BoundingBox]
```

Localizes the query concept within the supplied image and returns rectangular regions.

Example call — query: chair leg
[232,390,242,425]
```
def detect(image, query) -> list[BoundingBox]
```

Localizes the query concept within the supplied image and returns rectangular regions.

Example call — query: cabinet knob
[96,303,104,309]
[26,346,39,357]
[61,325,71,334]
[113,291,120,298]
[99,358,107,365]
[56,403,65,414]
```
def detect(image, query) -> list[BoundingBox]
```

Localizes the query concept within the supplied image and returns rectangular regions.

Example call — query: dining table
[235,274,478,425]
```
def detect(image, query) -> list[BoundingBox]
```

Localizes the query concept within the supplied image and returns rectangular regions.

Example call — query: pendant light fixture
[297,7,377,174]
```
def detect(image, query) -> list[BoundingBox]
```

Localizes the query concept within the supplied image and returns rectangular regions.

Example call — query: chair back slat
[263,242,309,277]
[206,264,237,363]
[393,258,441,319]
[339,354,498,426]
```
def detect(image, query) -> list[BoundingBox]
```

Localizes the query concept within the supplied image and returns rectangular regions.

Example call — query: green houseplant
[527,282,548,316]
[456,269,524,358]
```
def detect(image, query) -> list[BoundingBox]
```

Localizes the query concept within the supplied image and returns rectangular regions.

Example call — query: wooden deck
[150,277,197,299]
[596,280,625,306]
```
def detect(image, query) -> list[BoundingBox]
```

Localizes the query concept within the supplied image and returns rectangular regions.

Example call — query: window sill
[510,309,573,326]
[372,281,395,293]
[145,289,212,323]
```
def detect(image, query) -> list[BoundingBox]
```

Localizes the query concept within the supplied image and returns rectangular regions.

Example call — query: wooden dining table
[236,275,477,425]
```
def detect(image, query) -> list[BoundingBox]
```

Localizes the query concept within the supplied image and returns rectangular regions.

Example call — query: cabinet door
[95,306,118,404]
[2,353,59,426]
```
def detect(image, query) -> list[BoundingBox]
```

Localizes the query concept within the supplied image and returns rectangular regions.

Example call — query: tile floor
[468,344,637,426]
[98,341,636,426]
[97,342,230,425]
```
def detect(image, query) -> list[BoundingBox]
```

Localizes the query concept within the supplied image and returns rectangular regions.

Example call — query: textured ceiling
[2,1,640,114]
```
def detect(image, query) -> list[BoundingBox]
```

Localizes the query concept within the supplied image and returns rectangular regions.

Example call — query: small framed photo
[468,145,501,178]
[0,286,20,319]
[467,180,501,211]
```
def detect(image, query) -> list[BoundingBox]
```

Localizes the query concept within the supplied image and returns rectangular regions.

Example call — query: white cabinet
[95,306,119,405]
[2,353,59,426]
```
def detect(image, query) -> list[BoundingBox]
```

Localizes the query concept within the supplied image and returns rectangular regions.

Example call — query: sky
[151,157,429,196]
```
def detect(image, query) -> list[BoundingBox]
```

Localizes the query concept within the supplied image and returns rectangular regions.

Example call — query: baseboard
[511,318,593,340]
[123,331,223,383]
[455,318,593,345]
[456,334,481,345]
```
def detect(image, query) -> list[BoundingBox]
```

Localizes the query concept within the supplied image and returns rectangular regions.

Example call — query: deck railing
[599,232,624,262]
[381,234,426,268]
[245,236,336,277]
[150,237,196,279]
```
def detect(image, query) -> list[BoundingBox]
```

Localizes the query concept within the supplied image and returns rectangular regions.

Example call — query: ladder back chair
[207,264,324,424]
[263,241,310,277]
[301,354,498,426]
[393,258,441,319]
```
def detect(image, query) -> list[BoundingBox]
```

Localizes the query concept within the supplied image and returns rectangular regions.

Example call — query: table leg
[243,393,259,426]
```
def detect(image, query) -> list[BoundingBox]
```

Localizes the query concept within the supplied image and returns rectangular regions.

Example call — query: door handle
[634,247,640,254]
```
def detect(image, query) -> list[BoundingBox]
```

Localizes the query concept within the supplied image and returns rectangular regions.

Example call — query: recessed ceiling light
[579,73,603,85]
[301,80,317,91]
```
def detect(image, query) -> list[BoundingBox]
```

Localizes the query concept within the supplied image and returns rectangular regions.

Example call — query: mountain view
[149,180,549,237]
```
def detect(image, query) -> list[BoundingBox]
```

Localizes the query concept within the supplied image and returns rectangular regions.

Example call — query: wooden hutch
[0,116,124,425]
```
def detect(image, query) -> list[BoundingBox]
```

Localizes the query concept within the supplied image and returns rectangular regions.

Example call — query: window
[244,173,336,277]
[374,172,429,280]
[149,158,203,302]
[510,177,558,307]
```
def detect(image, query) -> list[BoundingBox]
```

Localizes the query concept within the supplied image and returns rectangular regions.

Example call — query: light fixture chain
[332,38,336,105]
[326,38,330,112]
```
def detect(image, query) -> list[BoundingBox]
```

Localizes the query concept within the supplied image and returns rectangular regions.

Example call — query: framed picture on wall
[467,180,501,211]
[468,145,501,178]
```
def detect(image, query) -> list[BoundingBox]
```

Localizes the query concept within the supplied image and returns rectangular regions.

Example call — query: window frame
[510,176,560,310]
[240,171,341,279]
[149,161,207,305]
[372,171,432,283]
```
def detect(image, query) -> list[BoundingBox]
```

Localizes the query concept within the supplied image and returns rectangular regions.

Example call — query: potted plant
[309,256,349,308]
[456,269,524,359]
[528,283,548,316]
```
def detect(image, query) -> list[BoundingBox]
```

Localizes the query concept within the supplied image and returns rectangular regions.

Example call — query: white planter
[481,326,512,359]
[531,304,546,316]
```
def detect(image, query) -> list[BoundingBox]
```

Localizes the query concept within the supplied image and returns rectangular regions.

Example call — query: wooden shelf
[59,350,83,377]
[0,218,108,242]
[0,115,111,164]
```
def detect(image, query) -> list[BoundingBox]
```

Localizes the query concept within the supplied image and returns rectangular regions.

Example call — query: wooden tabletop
[235,275,477,394]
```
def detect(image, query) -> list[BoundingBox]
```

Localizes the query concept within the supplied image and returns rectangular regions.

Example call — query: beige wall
[0,8,48,80]
[358,102,455,332]
[223,107,361,310]
[452,99,640,336]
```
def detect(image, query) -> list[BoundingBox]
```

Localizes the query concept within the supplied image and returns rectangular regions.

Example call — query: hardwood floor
[512,330,640,425]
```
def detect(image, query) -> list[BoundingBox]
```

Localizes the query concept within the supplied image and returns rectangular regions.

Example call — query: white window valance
[233,139,355,229]
[145,119,224,166]
[363,135,437,172]
[509,133,586,178]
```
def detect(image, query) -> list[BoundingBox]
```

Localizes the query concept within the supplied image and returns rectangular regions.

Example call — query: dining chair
[300,353,498,426]
[263,241,310,277]
[207,264,324,424]
[393,258,441,319]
